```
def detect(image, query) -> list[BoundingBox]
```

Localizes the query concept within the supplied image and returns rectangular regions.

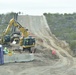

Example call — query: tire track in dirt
[17,15,75,75]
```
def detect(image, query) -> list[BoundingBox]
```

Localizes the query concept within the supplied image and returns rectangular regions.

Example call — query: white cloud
[0,0,76,15]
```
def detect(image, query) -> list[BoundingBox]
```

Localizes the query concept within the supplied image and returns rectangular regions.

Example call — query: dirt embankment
[0,15,76,75]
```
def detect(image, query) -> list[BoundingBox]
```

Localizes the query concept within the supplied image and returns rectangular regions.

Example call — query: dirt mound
[17,15,71,55]
[15,15,76,75]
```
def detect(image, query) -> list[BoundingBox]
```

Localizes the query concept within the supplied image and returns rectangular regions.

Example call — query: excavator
[0,18,35,53]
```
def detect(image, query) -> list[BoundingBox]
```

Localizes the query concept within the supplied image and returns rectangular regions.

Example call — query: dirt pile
[16,15,76,75]
[17,15,71,55]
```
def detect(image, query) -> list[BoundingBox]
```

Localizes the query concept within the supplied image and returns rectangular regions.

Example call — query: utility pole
[12,13,18,34]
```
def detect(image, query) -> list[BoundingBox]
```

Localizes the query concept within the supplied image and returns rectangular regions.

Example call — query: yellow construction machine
[0,18,35,53]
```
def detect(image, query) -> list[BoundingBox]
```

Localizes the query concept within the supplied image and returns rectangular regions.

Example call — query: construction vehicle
[0,18,35,53]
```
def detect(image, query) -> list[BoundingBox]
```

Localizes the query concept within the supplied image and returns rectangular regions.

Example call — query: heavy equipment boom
[3,18,29,37]
[0,18,35,53]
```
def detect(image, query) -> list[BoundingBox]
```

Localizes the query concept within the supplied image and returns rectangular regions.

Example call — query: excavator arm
[1,18,29,44]
[3,18,29,37]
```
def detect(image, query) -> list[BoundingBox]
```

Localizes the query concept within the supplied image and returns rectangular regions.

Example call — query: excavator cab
[19,36,35,53]
[4,35,10,42]
[23,36,35,47]
[0,35,11,45]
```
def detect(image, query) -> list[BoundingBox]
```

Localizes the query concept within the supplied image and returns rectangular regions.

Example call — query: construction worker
[3,47,9,54]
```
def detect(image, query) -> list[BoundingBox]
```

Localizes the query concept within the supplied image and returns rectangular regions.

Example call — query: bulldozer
[0,18,36,53]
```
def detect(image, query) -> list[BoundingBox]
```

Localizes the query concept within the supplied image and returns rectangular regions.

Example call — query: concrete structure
[4,53,34,63]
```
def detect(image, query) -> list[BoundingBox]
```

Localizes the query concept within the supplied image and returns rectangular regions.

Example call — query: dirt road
[0,54,76,75]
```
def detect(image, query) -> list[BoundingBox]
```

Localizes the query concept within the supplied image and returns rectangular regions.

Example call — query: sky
[0,0,76,15]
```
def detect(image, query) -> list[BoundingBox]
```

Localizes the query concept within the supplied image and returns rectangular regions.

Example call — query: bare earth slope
[0,15,76,75]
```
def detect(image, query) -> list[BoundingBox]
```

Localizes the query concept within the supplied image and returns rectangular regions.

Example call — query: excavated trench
[0,15,76,75]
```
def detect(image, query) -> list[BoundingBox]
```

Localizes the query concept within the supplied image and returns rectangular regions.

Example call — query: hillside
[44,13,76,51]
